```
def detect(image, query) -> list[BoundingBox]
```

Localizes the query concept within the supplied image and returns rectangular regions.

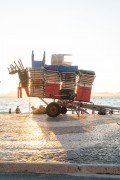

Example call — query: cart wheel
[46,102,61,117]
[61,107,67,114]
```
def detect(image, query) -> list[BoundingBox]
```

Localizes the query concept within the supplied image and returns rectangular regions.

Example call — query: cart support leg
[40,98,48,105]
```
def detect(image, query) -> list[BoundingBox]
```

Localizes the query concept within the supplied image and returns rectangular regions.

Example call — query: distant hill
[91,92,119,96]
[0,90,26,98]
[116,92,120,96]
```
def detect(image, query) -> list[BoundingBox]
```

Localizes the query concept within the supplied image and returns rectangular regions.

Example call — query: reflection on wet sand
[0,114,66,162]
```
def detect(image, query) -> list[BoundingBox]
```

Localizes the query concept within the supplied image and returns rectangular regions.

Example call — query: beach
[0,112,120,179]
[0,113,120,164]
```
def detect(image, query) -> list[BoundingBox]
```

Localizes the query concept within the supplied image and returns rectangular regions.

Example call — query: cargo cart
[8,51,120,117]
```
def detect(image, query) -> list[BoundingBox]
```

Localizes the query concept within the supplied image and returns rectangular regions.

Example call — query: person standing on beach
[9,108,11,114]
[15,106,21,114]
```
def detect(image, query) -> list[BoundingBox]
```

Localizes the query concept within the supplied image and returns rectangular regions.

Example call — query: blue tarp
[44,65,78,72]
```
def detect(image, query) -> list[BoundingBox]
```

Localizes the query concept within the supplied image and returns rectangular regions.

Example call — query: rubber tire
[61,106,67,114]
[46,102,61,117]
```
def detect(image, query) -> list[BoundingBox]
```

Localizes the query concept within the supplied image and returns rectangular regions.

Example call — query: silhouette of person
[9,108,11,114]
[15,106,21,114]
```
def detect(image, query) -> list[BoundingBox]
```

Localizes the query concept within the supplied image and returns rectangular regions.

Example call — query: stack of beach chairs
[61,72,76,90]
[29,68,61,98]
[29,68,45,97]
[75,71,95,101]
[29,67,95,101]
[59,72,76,100]
[44,70,60,98]
[45,70,60,83]
[78,73,95,86]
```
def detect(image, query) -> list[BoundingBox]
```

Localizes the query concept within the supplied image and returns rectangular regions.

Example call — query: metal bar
[81,102,120,111]
[40,98,48,105]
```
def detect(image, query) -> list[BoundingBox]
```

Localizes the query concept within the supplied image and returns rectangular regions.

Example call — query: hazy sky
[0,0,120,94]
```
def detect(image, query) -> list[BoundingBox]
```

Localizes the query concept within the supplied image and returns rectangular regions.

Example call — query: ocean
[0,96,120,114]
